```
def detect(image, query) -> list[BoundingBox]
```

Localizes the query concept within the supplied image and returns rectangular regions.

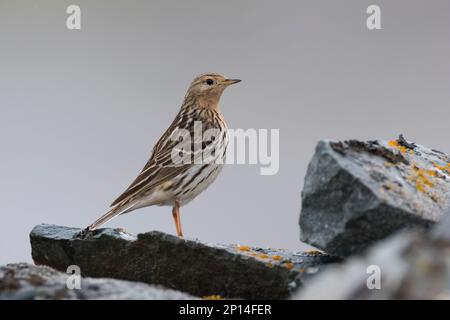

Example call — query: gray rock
[300,136,450,257]
[431,210,450,243]
[294,231,415,299]
[0,263,195,300]
[30,224,336,299]
[295,209,450,300]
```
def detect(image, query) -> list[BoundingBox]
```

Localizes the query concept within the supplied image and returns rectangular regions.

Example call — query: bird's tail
[86,202,135,231]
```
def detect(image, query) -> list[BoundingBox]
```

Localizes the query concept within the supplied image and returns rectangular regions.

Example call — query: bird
[82,73,241,237]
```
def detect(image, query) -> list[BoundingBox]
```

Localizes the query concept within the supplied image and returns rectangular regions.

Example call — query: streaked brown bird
[83,73,240,237]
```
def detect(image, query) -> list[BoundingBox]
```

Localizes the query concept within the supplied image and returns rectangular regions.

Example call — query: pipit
[83,74,240,237]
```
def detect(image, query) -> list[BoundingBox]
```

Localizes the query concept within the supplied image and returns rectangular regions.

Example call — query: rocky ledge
[300,135,450,257]
[29,224,337,299]
[0,263,195,300]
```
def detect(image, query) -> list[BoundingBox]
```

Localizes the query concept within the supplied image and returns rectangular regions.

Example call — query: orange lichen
[428,170,437,177]
[257,254,269,260]
[408,164,435,193]
[388,140,398,147]
[271,255,282,261]
[433,162,450,174]
[284,262,294,270]
[388,140,407,154]
[203,295,224,300]
[237,245,251,252]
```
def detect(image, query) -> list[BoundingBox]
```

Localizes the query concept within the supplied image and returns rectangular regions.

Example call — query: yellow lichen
[266,262,274,268]
[203,295,224,300]
[237,245,251,252]
[388,140,398,147]
[271,255,282,261]
[284,262,294,270]
[428,170,437,177]
[388,140,407,154]
[408,164,435,193]
[257,254,269,260]
[433,162,450,174]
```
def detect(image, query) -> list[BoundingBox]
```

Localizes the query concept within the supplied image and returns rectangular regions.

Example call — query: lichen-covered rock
[30,224,336,299]
[300,135,450,257]
[295,210,450,299]
[0,263,195,300]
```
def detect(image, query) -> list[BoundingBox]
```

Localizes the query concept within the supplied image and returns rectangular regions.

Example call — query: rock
[431,209,450,243]
[295,209,450,299]
[294,231,416,299]
[300,135,450,257]
[0,263,195,300]
[30,224,336,299]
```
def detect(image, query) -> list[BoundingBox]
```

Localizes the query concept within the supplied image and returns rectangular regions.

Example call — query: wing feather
[110,108,195,206]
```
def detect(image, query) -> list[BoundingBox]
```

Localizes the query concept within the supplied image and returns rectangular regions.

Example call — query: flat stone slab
[300,136,450,257]
[0,263,195,300]
[30,224,336,299]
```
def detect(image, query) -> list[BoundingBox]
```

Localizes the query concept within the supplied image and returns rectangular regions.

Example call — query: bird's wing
[110,111,197,207]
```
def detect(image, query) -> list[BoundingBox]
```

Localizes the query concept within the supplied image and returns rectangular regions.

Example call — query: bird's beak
[222,78,242,86]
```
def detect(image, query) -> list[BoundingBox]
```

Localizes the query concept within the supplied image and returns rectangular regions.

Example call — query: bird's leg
[172,200,183,237]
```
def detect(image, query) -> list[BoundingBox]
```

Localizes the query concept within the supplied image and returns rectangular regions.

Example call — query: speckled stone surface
[300,136,450,257]
[0,263,196,300]
[30,224,337,299]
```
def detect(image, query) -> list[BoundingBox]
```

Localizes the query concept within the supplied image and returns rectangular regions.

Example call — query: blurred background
[1,0,449,264]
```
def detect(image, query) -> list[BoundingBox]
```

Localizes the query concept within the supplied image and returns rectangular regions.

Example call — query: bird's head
[184,73,241,110]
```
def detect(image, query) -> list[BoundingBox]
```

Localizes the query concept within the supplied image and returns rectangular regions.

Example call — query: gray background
[1,0,449,265]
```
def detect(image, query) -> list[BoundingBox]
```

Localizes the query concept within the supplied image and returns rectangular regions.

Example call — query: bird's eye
[206,79,214,86]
